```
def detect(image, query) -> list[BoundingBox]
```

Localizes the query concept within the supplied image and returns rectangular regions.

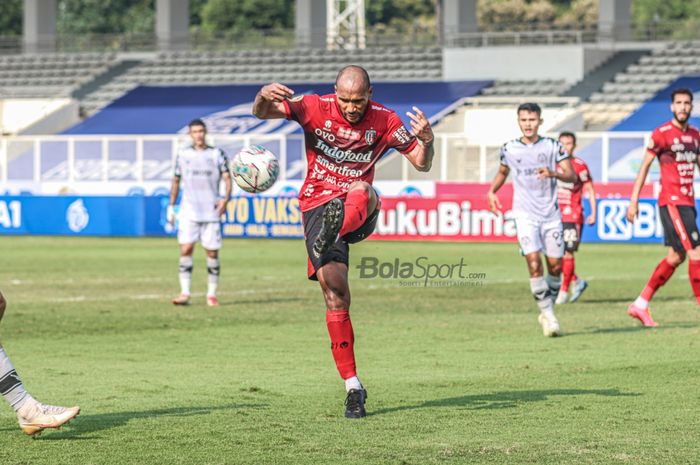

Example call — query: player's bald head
[335,65,371,94]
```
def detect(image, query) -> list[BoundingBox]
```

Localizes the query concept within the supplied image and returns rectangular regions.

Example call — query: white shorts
[514,217,564,258]
[178,220,222,250]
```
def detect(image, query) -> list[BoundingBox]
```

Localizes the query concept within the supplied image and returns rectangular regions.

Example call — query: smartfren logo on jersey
[315,139,373,163]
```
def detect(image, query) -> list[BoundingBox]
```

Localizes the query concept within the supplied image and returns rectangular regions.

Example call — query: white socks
[206,257,220,297]
[545,274,561,296]
[344,376,362,392]
[179,256,193,296]
[0,346,32,411]
[530,277,554,315]
[634,296,649,309]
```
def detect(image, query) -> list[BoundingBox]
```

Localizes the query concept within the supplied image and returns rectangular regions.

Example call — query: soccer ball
[231,145,280,194]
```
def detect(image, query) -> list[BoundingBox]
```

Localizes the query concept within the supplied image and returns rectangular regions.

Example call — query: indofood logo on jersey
[315,139,373,163]
[598,199,662,241]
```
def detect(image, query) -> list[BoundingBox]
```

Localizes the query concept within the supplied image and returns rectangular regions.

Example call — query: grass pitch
[1,236,699,464]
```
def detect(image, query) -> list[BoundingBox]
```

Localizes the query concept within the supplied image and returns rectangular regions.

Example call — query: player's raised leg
[317,263,367,418]
[0,292,79,436]
[313,182,378,258]
[629,248,681,327]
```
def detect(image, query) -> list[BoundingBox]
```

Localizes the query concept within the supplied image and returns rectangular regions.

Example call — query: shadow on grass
[371,388,638,416]
[566,321,698,336]
[577,295,688,305]
[32,403,267,440]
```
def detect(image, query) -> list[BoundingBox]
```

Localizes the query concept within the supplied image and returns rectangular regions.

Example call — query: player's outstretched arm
[585,181,597,225]
[626,151,655,223]
[404,106,434,172]
[539,158,576,182]
[167,176,180,224]
[487,164,509,215]
[217,172,232,217]
[252,83,294,120]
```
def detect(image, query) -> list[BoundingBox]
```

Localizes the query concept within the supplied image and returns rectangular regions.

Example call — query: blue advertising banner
[0,195,686,245]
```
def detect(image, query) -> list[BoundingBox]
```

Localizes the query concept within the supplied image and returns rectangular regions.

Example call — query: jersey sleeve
[578,161,592,184]
[554,141,570,163]
[281,94,318,127]
[217,148,229,174]
[499,143,509,166]
[387,112,418,154]
[646,129,664,157]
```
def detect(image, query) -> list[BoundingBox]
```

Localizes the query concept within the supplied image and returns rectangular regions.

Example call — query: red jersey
[557,157,592,224]
[282,93,417,212]
[647,121,700,207]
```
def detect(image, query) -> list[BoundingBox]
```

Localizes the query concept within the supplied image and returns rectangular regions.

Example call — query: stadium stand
[582,42,700,128]
[478,79,570,97]
[0,52,118,98]
[79,47,443,116]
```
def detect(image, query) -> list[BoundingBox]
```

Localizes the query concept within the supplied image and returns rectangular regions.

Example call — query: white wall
[0,98,79,135]
[444,45,615,83]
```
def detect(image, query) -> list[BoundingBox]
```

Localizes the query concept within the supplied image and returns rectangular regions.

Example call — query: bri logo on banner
[597,199,662,241]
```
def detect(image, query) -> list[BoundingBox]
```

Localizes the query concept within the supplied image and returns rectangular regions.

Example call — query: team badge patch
[365,129,377,145]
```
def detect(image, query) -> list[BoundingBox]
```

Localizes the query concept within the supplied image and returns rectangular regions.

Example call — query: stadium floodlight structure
[326,0,366,50]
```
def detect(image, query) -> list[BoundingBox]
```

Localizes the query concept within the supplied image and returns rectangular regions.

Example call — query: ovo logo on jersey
[598,200,660,241]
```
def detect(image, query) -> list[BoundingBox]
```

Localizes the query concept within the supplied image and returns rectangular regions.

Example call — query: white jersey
[174,145,229,222]
[499,136,569,222]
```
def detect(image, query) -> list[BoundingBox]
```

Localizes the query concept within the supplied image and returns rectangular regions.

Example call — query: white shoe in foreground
[555,291,569,305]
[17,402,80,436]
[538,312,562,337]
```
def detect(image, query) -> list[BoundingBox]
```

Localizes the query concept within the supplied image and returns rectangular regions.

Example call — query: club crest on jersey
[538,153,547,164]
[365,129,377,145]
[325,120,332,129]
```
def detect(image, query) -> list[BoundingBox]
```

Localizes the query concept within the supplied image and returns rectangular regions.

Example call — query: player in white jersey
[487,103,576,336]
[167,119,232,307]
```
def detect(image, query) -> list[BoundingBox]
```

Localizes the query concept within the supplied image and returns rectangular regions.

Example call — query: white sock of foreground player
[0,346,35,412]
[530,277,555,316]
[545,274,561,296]
[179,256,193,296]
[206,257,220,297]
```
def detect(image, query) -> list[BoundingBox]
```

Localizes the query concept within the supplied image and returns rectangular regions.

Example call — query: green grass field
[1,237,699,464]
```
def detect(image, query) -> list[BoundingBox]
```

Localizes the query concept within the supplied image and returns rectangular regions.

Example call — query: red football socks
[326,309,356,379]
[688,259,700,305]
[561,257,575,292]
[641,258,678,301]
[339,189,369,237]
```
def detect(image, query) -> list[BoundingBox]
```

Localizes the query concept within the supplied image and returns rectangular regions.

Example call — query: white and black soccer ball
[231,144,280,194]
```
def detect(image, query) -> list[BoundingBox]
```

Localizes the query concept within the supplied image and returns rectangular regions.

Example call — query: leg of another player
[686,246,700,305]
[0,292,80,435]
[558,251,575,304]
[629,247,683,326]
[173,243,195,305]
[205,249,220,307]
[317,262,367,418]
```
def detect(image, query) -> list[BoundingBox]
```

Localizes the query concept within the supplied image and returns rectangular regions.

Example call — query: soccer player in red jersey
[252,66,434,418]
[626,88,700,327]
[555,131,597,305]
